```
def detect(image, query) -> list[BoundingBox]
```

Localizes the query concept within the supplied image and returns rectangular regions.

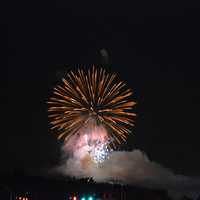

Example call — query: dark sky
[1,2,200,177]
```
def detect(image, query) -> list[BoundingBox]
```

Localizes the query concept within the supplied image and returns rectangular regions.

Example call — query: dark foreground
[0,172,198,200]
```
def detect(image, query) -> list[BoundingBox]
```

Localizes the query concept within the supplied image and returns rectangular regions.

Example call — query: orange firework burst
[48,66,136,146]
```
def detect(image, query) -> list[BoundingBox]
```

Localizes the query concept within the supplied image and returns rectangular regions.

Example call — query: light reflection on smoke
[56,125,200,199]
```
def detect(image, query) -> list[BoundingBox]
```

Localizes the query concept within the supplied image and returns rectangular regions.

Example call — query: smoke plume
[56,142,200,199]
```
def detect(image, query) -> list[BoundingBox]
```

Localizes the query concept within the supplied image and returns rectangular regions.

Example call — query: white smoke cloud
[51,126,200,199]
[57,147,200,199]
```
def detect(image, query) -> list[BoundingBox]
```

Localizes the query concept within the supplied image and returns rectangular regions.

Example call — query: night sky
[2,3,200,177]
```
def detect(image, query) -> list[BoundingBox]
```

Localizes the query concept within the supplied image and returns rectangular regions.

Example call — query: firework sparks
[84,134,113,164]
[89,140,113,164]
[48,66,136,147]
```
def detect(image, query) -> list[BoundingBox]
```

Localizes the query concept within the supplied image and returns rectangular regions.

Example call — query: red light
[73,196,77,200]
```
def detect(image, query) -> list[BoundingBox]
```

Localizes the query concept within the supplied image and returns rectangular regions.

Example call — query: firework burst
[48,66,136,147]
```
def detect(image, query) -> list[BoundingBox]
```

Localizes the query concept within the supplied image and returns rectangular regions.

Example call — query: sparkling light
[89,139,113,164]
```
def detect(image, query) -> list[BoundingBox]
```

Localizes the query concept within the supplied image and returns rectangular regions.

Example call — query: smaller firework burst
[84,134,113,164]
[90,140,113,164]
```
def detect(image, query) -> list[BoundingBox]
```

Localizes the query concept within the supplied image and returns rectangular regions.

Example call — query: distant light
[81,198,86,200]
[73,196,77,200]
[88,197,93,200]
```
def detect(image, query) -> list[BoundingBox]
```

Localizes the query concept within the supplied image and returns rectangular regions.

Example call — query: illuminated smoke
[56,131,200,199]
